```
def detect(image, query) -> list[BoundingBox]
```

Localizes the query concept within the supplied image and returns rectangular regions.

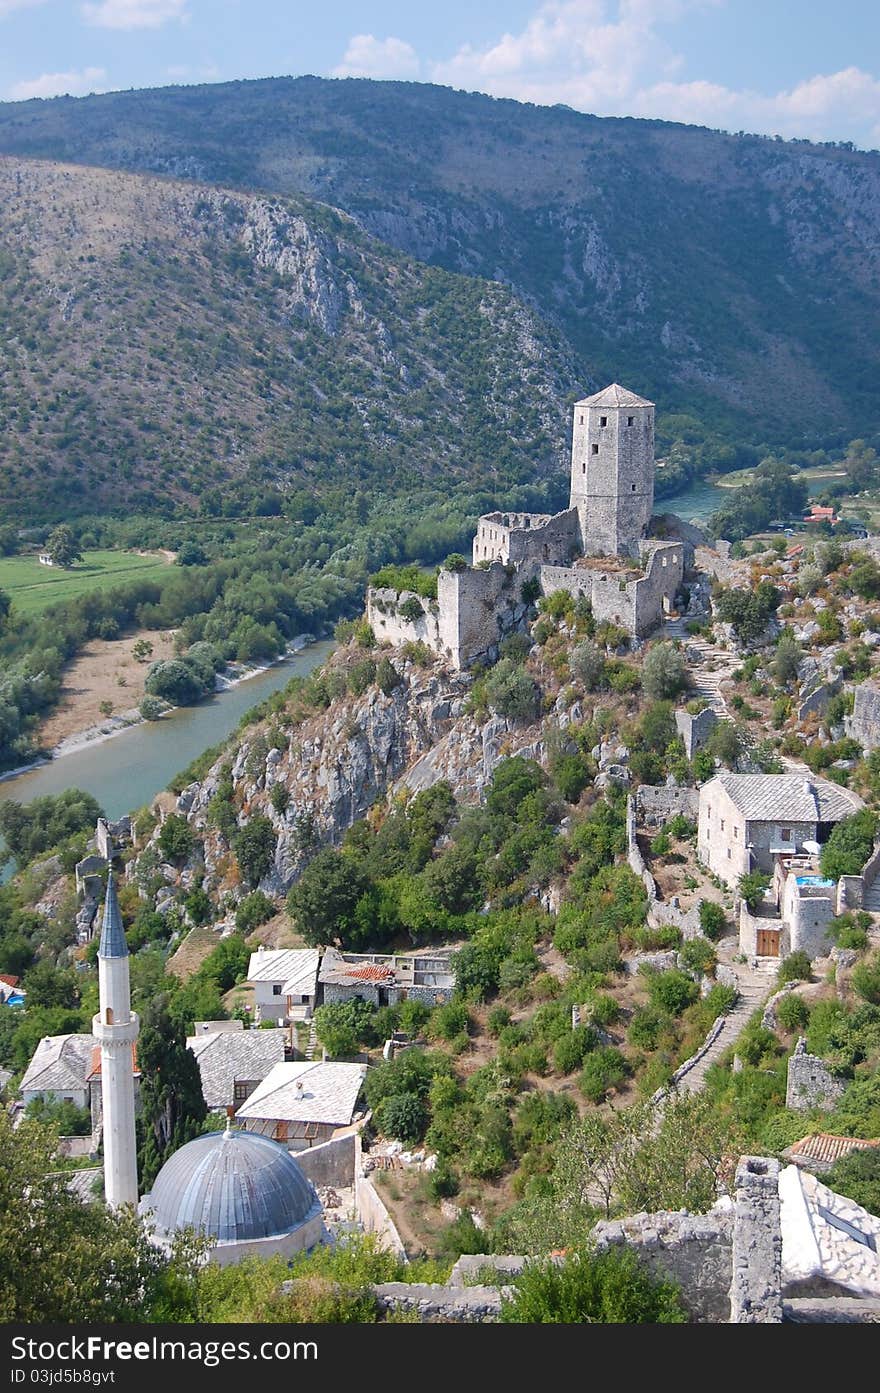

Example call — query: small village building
[234,1060,367,1149]
[0,973,25,1007]
[18,1032,139,1131]
[698,773,863,888]
[319,946,455,1007]
[783,1133,880,1175]
[187,1026,287,1112]
[246,947,320,1025]
[140,1123,324,1265]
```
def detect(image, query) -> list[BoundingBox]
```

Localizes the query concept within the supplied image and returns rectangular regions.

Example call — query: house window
[727,849,731,859]
[781,828,791,842]
[600,416,607,427]
[233,1081,249,1101]
[662,556,667,567]
[582,462,586,473]
[632,483,637,491]
[592,443,599,455]
[734,827,738,839]
[627,416,634,426]
[720,819,725,831]
[272,984,282,996]
[579,415,584,424]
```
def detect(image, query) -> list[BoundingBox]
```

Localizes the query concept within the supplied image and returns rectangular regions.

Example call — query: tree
[772,634,802,687]
[0,788,104,869]
[21,959,80,1010]
[707,720,741,768]
[738,870,770,913]
[820,810,878,880]
[500,1246,686,1324]
[715,581,779,643]
[484,658,541,722]
[825,1145,880,1216]
[642,642,688,700]
[233,815,276,888]
[157,812,194,863]
[44,524,82,568]
[286,848,371,946]
[0,1111,202,1322]
[137,995,208,1190]
[374,1092,427,1143]
[313,999,375,1058]
[569,640,605,691]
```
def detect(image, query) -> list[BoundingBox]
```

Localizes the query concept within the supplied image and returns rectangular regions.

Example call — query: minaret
[92,873,139,1208]
[569,383,655,559]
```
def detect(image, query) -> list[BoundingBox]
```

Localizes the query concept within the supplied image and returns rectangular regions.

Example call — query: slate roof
[575,383,654,409]
[187,1028,287,1111]
[247,948,319,994]
[19,1034,94,1094]
[235,1061,367,1128]
[98,873,128,959]
[142,1127,319,1243]
[710,774,863,825]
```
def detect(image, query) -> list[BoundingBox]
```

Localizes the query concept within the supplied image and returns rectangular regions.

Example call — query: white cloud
[425,0,880,147]
[81,0,187,29]
[9,65,108,99]
[332,34,420,81]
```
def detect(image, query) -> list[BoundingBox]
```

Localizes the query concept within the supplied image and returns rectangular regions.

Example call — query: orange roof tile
[87,1042,140,1081]
[347,964,397,982]
[788,1134,880,1165]
[0,974,20,988]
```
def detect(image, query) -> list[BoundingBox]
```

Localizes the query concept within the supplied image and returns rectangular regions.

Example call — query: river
[0,641,334,864]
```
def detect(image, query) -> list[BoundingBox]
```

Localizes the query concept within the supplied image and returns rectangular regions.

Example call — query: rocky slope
[2,77,879,438]
[0,157,573,517]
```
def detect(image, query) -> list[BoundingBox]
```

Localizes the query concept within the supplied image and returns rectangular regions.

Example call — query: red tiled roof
[347,964,397,983]
[0,974,20,988]
[87,1042,140,1081]
[788,1134,880,1165]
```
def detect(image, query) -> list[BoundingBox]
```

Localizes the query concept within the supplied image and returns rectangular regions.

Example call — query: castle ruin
[367,383,685,669]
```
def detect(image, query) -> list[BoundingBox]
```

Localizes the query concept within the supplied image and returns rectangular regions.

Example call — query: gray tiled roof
[711,774,863,825]
[235,1061,366,1127]
[142,1128,319,1242]
[19,1034,94,1094]
[247,948,319,991]
[99,873,127,959]
[187,1028,287,1111]
[575,383,654,409]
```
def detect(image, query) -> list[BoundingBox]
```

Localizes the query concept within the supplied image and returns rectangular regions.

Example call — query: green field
[0,549,171,616]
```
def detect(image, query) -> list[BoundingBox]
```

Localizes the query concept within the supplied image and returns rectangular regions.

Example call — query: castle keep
[367,383,684,669]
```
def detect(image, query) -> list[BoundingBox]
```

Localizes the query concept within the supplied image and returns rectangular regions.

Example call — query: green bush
[645,969,698,1016]
[820,810,878,880]
[824,1146,880,1216]
[698,901,727,940]
[852,952,880,1006]
[234,890,275,934]
[679,937,716,977]
[430,1001,471,1042]
[578,1046,628,1102]
[374,1092,428,1143]
[776,994,810,1033]
[500,1246,686,1324]
[777,951,812,986]
[552,1026,596,1075]
[484,659,541,723]
[628,1006,671,1051]
[157,813,194,863]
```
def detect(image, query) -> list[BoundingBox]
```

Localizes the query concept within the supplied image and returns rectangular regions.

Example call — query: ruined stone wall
[366,587,441,650]
[781,878,836,959]
[437,563,529,669]
[636,786,700,823]
[592,1209,733,1323]
[295,1132,357,1189]
[675,706,717,760]
[786,1041,847,1111]
[472,509,577,567]
[730,1158,783,1323]
[631,543,684,635]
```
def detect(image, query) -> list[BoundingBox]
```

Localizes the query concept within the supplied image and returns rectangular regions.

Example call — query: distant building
[246,947,320,1025]
[18,1031,139,1130]
[187,1026,287,1112]
[319,946,455,1007]
[698,773,863,887]
[235,1060,368,1149]
[784,1133,880,1175]
[0,973,25,1007]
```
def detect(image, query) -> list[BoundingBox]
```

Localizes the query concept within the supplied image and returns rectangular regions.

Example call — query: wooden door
[756,928,780,957]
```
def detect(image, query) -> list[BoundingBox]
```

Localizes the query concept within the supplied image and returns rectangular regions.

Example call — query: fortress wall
[366,587,441,650]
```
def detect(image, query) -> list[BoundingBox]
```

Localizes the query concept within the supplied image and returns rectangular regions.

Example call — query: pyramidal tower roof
[575,383,654,409]
[98,872,128,959]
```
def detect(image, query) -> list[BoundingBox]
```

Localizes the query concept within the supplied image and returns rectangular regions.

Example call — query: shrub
[398,596,425,623]
[500,1246,686,1324]
[235,890,275,934]
[486,1006,512,1037]
[641,642,688,700]
[552,1026,596,1075]
[578,1046,628,1102]
[430,1001,471,1042]
[269,783,289,815]
[139,694,167,721]
[376,658,402,695]
[820,810,878,880]
[484,659,541,722]
[232,816,276,889]
[738,871,770,914]
[569,640,605,691]
[552,752,590,804]
[157,814,194,863]
[628,1006,670,1050]
[777,951,813,985]
[679,936,716,977]
[852,953,880,1006]
[649,830,671,857]
[824,1146,880,1217]
[776,994,810,1032]
[645,968,699,1016]
[374,1092,428,1143]
[698,901,727,940]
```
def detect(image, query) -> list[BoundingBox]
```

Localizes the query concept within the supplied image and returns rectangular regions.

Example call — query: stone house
[246,947,320,1025]
[234,1060,367,1149]
[187,1026,288,1112]
[697,773,863,888]
[319,946,455,1008]
[19,1033,140,1133]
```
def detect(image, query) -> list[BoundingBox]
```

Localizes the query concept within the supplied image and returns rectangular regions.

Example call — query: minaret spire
[92,872,140,1208]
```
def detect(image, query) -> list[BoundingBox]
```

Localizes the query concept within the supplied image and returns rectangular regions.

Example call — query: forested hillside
[1,77,878,440]
[0,156,572,518]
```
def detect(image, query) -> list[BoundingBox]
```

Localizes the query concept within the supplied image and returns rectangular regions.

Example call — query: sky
[1,0,879,149]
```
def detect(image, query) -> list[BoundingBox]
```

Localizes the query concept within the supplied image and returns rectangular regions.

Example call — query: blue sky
[1,1,879,148]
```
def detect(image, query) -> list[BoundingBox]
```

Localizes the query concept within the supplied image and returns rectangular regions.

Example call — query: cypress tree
[137,993,207,1189]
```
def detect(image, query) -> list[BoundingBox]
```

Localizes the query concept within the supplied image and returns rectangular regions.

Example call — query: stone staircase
[675,959,770,1096]
[659,615,756,753]
[305,1019,319,1061]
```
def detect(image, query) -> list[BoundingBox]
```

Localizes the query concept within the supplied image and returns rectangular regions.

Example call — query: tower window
[627,416,634,426]
[579,415,584,424]
[592,443,599,455]
[632,484,636,491]
[582,463,586,473]
[600,416,607,427]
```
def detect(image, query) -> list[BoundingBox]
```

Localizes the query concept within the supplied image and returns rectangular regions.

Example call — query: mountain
[0,157,572,518]
[1,77,879,442]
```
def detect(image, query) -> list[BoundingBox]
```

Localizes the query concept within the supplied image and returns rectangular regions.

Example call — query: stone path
[659,612,756,753]
[674,952,773,1095]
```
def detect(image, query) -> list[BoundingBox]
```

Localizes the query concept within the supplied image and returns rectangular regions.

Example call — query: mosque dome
[142,1126,321,1245]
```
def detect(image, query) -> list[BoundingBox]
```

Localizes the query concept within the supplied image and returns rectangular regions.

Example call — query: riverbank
[1,633,322,783]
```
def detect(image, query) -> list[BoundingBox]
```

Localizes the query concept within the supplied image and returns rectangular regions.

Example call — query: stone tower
[569,383,655,558]
[92,873,139,1208]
